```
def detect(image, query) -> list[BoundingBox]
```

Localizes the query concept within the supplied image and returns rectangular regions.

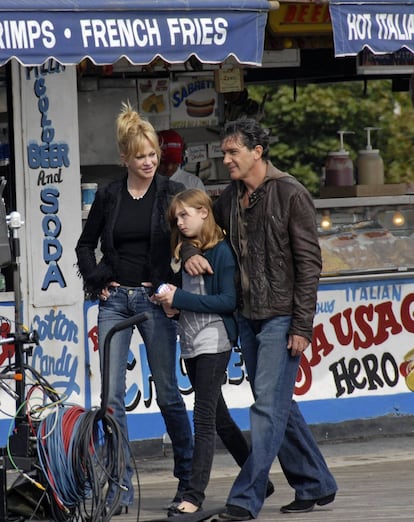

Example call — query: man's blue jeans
[227,315,337,518]
[98,286,193,505]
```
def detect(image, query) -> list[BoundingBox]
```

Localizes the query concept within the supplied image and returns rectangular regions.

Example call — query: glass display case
[314,195,414,280]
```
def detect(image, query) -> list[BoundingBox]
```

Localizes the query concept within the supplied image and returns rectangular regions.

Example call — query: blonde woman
[76,103,193,514]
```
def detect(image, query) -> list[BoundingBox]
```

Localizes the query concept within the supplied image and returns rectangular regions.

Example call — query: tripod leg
[0,447,8,521]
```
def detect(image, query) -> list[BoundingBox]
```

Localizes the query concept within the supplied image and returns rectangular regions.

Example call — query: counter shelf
[314,195,414,280]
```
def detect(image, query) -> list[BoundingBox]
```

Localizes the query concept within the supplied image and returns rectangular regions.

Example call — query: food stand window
[314,196,414,279]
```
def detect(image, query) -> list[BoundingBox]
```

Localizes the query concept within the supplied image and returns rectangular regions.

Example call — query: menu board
[138,78,170,129]
[170,76,219,128]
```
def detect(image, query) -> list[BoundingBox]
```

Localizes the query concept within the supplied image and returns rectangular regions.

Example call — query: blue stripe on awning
[0,0,269,66]
[329,0,414,57]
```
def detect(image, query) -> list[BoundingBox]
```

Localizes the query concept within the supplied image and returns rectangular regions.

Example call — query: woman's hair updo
[116,101,161,161]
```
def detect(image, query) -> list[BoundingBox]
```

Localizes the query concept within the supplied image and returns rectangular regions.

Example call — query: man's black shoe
[215,504,253,521]
[265,480,275,498]
[316,493,336,506]
[280,493,335,514]
[280,499,315,514]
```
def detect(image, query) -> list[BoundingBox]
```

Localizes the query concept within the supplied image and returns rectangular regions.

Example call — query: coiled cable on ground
[36,404,128,521]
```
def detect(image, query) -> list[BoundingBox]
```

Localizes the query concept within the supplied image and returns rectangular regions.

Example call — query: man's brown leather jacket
[213,162,321,342]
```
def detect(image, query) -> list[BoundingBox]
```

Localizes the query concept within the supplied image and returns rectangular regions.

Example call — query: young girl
[154,189,246,515]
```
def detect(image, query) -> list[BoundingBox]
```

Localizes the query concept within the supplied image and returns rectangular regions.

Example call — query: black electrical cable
[4,313,148,522]
[36,404,141,522]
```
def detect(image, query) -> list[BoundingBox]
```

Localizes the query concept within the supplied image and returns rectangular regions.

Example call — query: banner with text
[0,0,268,66]
[330,0,414,56]
[81,277,414,440]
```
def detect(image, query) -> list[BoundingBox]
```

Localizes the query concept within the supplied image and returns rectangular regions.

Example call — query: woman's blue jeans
[227,315,337,518]
[98,286,193,505]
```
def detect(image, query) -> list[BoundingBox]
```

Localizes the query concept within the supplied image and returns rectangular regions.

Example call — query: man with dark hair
[184,118,337,521]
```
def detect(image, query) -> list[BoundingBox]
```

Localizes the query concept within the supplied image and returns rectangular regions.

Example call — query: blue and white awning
[329,0,414,56]
[0,0,269,66]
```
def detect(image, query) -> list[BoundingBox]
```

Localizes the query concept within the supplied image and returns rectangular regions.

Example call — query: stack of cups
[81,183,98,211]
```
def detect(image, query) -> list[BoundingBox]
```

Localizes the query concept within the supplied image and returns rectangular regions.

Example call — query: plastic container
[0,126,9,167]
[325,131,354,187]
[0,271,6,291]
[81,183,98,210]
[357,127,384,185]
[156,283,170,294]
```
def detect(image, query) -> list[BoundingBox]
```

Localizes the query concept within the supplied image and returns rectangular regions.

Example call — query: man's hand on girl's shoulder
[184,255,214,276]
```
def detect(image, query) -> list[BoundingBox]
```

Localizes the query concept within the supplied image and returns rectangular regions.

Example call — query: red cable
[61,406,86,453]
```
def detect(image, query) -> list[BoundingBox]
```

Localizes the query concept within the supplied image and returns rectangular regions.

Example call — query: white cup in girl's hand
[156,283,170,294]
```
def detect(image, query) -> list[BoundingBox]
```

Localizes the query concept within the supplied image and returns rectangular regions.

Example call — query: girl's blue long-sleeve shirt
[172,240,238,345]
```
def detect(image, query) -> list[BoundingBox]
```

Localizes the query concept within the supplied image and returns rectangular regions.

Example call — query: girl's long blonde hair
[116,101,161,161]
[168,189,225,261]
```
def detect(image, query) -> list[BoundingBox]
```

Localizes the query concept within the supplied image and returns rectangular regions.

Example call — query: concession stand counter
[316,195,414,280]
[0,0,270,447]
[0,0,413,453]
[298,194,414,425]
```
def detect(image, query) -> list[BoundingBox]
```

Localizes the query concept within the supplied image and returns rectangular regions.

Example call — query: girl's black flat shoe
[168,504,201,517]
[109,504,129,516]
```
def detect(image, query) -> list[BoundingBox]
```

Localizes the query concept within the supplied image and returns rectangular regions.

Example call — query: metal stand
[5,212,38,461]
[9,211,25,422]
[0,201,149,520]
[0,210,40,521]
[0,446,8,521]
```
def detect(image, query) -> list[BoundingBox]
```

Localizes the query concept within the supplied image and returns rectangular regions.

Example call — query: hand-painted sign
[21,62,83,305]
[1,277,414,443]
[80,278,414,440]
[0,0,268,66]
[330,0,414,56]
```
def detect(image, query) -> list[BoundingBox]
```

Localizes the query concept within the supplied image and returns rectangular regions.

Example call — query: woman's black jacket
[75,173,184,299]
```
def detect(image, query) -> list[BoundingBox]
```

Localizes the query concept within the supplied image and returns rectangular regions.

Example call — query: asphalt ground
[4,434,414,521]
[124,435,414,522]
